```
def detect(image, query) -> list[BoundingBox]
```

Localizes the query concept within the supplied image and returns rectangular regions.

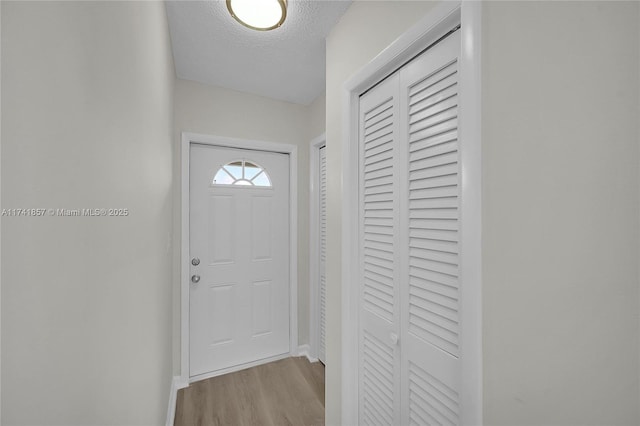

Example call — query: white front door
[189,144,290,378]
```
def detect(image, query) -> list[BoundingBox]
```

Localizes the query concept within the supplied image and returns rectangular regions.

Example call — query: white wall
[1,1,175,424]
[482,2,639,424]
[325,1,640,424]
[324,2,440,423]
[308,92,326,142]
[172,79,324,374]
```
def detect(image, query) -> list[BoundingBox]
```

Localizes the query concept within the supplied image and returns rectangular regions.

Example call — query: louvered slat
[362,95,395,323]
[319,146,327,363]
[409,362,459,426]
[408,62,457,105]
[409,117,458,145]
[359,74,401,426]
[356,28,463,426]
[320,147,327,263]
[362,331,395,424]
[408,57,461,359]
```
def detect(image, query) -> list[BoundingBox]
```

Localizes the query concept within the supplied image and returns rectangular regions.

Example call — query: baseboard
[166,375,187,426]
[297,344,318,363]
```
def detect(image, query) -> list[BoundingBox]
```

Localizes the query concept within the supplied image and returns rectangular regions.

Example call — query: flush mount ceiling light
[226,0,287,31]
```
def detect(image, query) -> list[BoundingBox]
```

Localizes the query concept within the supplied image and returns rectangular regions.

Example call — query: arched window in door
[212,160,272,187]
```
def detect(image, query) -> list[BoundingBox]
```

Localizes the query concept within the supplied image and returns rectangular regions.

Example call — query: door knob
[191,257,200,266]
[191,275,201,283]
[389,332,399,345]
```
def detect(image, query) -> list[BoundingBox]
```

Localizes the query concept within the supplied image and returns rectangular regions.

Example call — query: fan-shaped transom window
[213,160,272,187]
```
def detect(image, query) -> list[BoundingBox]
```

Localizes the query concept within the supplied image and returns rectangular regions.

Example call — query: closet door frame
[309,133,326,362]
[341,2,483,425]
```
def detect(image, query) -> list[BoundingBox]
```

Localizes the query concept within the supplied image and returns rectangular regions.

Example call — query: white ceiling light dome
[226,0,287,31]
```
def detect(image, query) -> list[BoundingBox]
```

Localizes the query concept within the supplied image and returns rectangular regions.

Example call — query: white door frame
[308,133,326,361]
[341,2,482,424]
[180,132,298,386]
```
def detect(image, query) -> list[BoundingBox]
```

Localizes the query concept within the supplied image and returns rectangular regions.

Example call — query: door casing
[340,2,483,424]
[180,133,299,386]
[308,133,326,362]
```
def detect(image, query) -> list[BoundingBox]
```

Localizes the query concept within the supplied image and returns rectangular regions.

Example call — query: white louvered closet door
[399,30,462,426]
[357,28,462,426]
[319,146,327,364]
[358,73,402,426]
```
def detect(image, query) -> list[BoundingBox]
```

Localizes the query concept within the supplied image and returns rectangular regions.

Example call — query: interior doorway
[189,144,290,379]
[181,134,300,384]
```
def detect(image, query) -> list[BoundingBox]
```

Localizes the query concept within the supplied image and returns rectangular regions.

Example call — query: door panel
[190,144,290,378]
[357,29,463,425]
[251,196,273,261]
[358,73,402,426]
[208,195,235,264]
[208,284,234,345]
[400,30,462,426]
[251,280,273,336]
[319,146,327,364]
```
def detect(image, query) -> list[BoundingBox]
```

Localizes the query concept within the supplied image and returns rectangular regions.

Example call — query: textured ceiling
[166,0,352,105]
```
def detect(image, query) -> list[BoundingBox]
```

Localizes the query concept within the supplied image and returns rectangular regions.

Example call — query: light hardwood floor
[175,357,325,426]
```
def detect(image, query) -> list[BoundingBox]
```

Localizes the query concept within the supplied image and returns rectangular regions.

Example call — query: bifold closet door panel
[399,30,463,426]
[319,146,327,364]
[357,28,463,426]
[358,72,402,426]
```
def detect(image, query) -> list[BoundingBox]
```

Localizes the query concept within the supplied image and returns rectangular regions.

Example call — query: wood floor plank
[260,359,324,425]
[174,388,186,423]
[253,360,307,426]
[174,357,325,426]
[206,372,240,425]
[231,366,273,426]
[292,357,325,407]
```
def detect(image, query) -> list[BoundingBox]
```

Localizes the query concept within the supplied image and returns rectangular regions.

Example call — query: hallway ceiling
[165,0,352,105]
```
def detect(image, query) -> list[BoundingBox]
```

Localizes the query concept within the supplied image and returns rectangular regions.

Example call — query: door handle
[389,332,399,346]
[191,275,201,283]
